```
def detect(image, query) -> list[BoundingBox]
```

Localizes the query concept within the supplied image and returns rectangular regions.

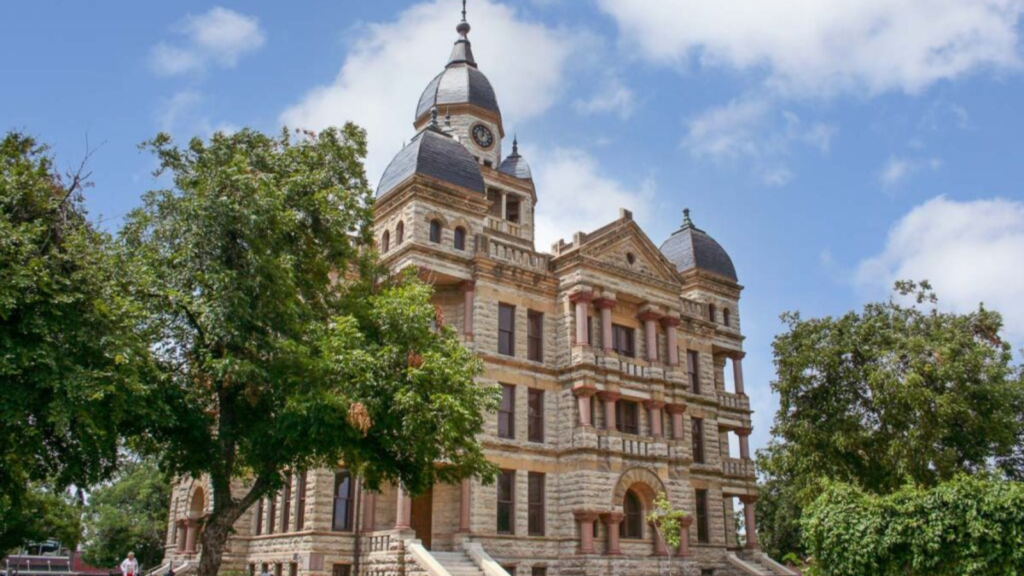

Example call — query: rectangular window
[506,198,520,223]
[248,564,255,576]
[528,472,545,536]
[532,568,548,576]
[332,470,354,531]
[612,324,635,357]
[331,565,351,576]
[255,499,263,535]
[266,494,276,535]
[616,400,640,435]
[288,564,297,576]
[498,304,516,356]
[688,350,700,393]
[274,564,282,576]
[497,470,515,534]
[696,489,709,544]
[498,384,515,439]
[281,473,291,533]
[528,389,544,443]
[527,310,543,362]
[692,417,705,464]
[295,471,307,531]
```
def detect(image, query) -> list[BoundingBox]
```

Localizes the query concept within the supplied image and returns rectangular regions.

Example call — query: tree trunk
[196,506,243,576]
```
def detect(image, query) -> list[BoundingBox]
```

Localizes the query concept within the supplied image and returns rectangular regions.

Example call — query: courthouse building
[163,6,794,576]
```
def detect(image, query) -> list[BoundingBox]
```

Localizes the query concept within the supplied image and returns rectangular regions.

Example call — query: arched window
[381,231,390,253]
[708,303,717,323]
[454,227,466,251]
[396,221,404,245]
[429,219,442,243]
[723,308,731,327]
[620,490,643,539]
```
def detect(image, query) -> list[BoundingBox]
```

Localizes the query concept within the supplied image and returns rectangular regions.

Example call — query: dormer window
[506,198,520,224]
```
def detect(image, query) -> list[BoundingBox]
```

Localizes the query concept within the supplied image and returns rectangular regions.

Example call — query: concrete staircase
[430,551,486,576]
[728,550,800,576]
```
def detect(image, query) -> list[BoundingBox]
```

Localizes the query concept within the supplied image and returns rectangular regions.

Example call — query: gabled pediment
[552,216,684,289]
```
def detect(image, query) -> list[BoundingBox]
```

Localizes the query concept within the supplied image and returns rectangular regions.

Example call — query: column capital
[638,308,664,322]
[458,279,476,292]
[598,390,621,402]
[570,290,595,304]
[643,399,666,410]
[600,511,625,525]
[594,297,617,310]
[739,495,759,505]
[573,510,601,522]
[661,316,681,328]
[680,516,694,528]
[735,427,753,437]
[665,402,687,414]
[573,384,598,398]
[732,351,747,360]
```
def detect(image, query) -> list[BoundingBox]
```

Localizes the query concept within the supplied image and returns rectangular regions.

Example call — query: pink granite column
[176,520,187,553]
[639,310,662,362]
[184,519,198,553]
[574,512,598,554]
[459,281,475,340]
[602,512,624,555]
[644,400,665,437]
[571,292,593,346]
[679,517,693,557]
[733,356,746,396]
[594,298,616,353]
[573,385,597,426]
[662,317,680,366]
[741,496,759,549]
[737,428,752,460]
[667,403,686,439]
[395,485,411,529]
[651,522,669,556]
[362,490,376,531]
[459,479,471,533]
[600,391,620,430]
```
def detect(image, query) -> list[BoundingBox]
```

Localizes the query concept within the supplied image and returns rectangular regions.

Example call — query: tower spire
[448,0,476,67]
[461,0,467,23]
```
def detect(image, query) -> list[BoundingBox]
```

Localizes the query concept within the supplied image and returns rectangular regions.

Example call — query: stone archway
[610,468,672,556]
[183,486,206,554]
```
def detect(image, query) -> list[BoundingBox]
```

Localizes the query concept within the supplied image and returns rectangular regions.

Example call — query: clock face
[472,124,494,149]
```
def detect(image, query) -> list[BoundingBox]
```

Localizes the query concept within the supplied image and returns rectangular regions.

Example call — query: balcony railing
[723,457,756,479]
[717,391,751,411]
[482,236,549,273]
[486,217,522,238]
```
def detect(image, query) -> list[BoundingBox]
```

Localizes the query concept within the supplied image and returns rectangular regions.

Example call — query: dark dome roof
[498,137,531,180]
[377,127,485,198]
[414,20,500,122]
[659,209,737,281]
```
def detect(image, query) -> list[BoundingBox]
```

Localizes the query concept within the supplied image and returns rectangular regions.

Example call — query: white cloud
[151,7,265,76]
[574,75,636,119]
[158,90,238,138]
[281,0,583,187]
[531,147,655,251]
[879,156,942,187]
[595,0,1023,97]
[683,97,835,185]
[857,196,1024,344]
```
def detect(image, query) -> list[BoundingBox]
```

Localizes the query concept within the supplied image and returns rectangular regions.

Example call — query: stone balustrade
[482,236,548,273]
[722,457,756,479]
[486,216,522,239]
[717,391,751,411]
[680,297,706,320]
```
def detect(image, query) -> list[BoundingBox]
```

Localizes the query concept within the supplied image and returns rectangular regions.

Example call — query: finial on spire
[456,0,471,36]
[683,208,693,227]
[461,0,467,22]
[512,133,519,155]
[429,106,440,129]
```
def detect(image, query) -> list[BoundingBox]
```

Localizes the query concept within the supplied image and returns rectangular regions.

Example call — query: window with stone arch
[708,303,717,323]
[429,219,442,243]
[396,221,404,245]
[620,490,643,539]
[454,226,467,251]
[723,307,731,328]
[381,231,390,254]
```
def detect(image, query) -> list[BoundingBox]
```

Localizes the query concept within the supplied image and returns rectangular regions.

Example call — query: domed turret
[659,209,737,281]
[498,136,532,180]
[377,109,485,198]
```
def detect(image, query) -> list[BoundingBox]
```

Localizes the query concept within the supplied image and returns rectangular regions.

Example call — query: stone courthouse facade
[163,6,794,576]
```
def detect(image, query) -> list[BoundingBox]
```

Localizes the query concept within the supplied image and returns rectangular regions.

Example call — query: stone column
[571,291,593,347]
[574,512,599,554]
[639,310,662,362]
[662,317,680,366]
[666,403,686,439]
[459,479,471,533]
[737,428,752,460]
[184,519,198,553]
[733,356,746,396]
[679,517,693,557]
[601,512,624,555]
[501,192,508,220]
[459,280,475,339]
[573,385,597,426]
[740,496,759,549]
[595,298,616,353]
[362,490,376,532]
[600,391,620,431]
[395,485,411,530]
[176,520,187,553]
[644,400,665,437]
[651,522,668,556]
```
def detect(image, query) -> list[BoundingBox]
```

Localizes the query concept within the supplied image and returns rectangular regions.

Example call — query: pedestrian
[120,553,139,576]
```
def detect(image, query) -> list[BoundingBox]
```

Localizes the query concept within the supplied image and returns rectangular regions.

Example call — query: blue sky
[4,0,1024,452]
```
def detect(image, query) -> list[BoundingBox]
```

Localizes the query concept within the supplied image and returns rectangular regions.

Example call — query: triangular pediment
[574,219,683,287]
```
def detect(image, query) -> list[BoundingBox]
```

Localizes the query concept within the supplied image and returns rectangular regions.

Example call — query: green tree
[0,484,82,554]
[802,475,1024,576]
[756,281,1024,558]
[120,127,499,576]
[646,491,687,576]
[81,459,171,569]
[0,132,148,550]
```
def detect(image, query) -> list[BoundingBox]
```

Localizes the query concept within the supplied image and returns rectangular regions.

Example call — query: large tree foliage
[0,132,147,549]
[756,281,1024,558]
[121,127,498,576]
[0,484,82,554]
[81,459,170,569]
[802,475,1024,576]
